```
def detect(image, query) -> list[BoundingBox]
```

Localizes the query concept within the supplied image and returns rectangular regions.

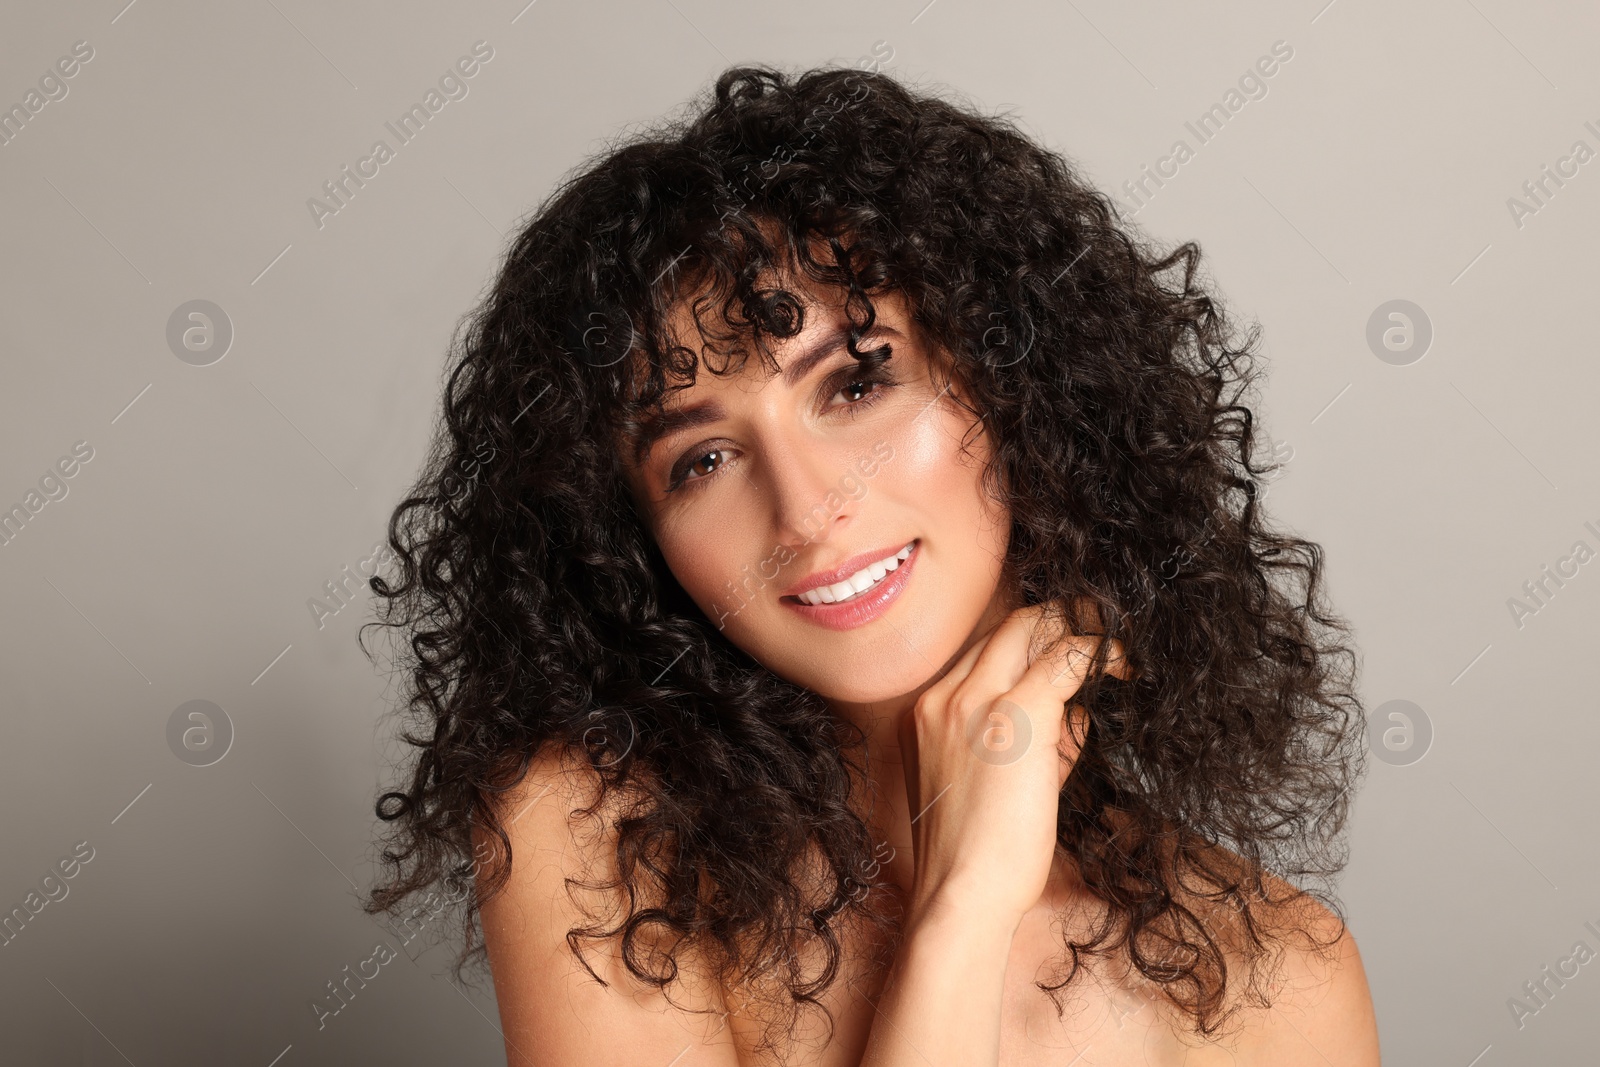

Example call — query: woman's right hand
[895,600,1130,927]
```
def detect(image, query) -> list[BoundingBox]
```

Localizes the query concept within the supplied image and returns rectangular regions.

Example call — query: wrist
[907,881,1027,941]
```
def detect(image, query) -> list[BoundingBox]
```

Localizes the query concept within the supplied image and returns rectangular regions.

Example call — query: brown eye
[668,446,732,491]
[826,363,899,417]
[688,450,724,477]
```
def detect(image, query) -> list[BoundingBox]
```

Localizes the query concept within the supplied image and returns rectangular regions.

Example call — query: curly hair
[361,62,1367,1054]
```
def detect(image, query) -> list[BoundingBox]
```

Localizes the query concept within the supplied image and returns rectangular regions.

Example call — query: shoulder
[1107,827,1380,1065]
[473,743,736,1065]
[1200,857,1380,1066]
[473,743,614,953]
[477,741,619,853]
[474,742,659,950]
[1242,881,1380,1065]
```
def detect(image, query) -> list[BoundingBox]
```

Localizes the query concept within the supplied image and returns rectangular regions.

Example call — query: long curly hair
[361,62,1366,1053]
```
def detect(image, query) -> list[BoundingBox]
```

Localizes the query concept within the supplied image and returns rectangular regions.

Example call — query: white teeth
[796,542,914,606]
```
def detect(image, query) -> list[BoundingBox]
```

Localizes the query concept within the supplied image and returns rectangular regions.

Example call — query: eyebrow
[629,323,896,468]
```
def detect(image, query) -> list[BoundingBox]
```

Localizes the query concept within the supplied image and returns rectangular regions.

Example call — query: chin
[796,658,937,706]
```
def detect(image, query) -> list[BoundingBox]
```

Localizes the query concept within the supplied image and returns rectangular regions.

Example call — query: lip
[781,539,919,631]
[782,539,918,597]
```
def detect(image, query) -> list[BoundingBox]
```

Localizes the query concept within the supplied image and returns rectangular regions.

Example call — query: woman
[363,64,1380,1064]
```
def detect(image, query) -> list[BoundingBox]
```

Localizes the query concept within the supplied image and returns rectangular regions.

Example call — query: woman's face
[620,281,1014,707]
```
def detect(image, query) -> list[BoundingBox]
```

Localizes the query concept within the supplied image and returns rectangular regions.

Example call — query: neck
[822,580,1022,899]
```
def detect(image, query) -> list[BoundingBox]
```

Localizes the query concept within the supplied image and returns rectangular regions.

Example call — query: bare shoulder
[474,743,739,1067]
[1197,855,1381,1067]
[1251,877,1380,1065]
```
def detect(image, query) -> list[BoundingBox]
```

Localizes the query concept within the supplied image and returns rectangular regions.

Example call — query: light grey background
[2,0,1596,1063]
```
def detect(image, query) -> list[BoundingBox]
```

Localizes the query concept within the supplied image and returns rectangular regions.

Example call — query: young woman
[363,65,1380,1065]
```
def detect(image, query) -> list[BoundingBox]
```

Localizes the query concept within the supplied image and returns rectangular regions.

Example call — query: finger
[918,602,1024,705]
[897,613,1013,804]
[944,602,1055,704]
[1001,634,1120,756]
[943,604,1063,767]
[1053,596,1135,682]
[951,601,1120,722]
[1030,632,1132,688]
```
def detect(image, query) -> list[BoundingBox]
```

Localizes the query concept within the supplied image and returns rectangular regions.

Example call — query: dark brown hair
[362,62,1366,1057]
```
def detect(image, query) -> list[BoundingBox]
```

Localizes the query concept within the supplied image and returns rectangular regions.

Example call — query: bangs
[592,214,900,467]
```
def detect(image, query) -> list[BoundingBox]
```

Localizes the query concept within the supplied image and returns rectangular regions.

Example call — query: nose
[763,427,854,552]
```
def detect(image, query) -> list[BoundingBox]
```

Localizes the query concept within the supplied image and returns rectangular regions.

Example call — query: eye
[666,445,734,491]
[662,354,899,494]
[839,379,874,403]
[685,448,726,479]
[826,361,899,415]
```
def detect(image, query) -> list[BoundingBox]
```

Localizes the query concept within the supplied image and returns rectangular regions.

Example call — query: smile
[793,541,914,605]
[781,540,920,631]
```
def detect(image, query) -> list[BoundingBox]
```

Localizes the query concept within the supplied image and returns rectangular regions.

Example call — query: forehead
[631,217,880,392]
[664,265,856,361]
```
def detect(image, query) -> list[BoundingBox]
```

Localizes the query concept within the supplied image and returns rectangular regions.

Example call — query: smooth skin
[476,273,1381,1065]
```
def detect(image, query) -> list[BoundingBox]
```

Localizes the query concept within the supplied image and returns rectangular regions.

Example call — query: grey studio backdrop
[1,0,1595,1063]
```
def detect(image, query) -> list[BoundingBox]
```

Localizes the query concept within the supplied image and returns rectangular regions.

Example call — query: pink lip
[782,539,918,597]
[781,540,919,631]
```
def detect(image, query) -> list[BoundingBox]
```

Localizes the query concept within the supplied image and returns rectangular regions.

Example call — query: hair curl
[361,62,1367,1055]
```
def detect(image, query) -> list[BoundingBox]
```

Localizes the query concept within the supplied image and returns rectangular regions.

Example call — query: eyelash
[664,362,900,493]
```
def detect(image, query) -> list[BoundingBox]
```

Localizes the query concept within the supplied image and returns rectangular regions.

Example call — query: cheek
[651,505,773,626]
[887,407,1006,544]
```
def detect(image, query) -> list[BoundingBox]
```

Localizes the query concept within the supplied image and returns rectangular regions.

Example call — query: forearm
[858,894,1021,1067]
